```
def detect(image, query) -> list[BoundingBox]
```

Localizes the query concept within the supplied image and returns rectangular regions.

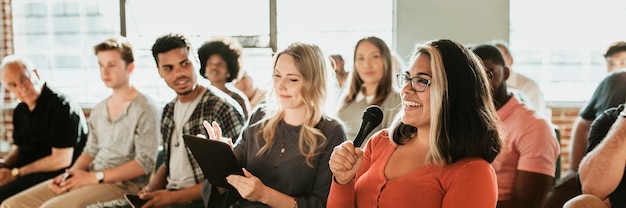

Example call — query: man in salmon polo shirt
[471,44,560,208]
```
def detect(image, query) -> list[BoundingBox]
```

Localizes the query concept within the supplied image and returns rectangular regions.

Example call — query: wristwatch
[95,171,104,183]
[11,168,19,178]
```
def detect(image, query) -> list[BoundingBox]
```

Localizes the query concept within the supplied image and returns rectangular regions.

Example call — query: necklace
[173,99,195,147]
[275,122,299,168]
[279,140,297,156]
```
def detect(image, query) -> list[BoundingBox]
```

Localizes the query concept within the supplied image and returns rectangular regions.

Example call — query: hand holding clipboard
[192,121,276,202]
[203,120,233,147]
[184,121,243,190]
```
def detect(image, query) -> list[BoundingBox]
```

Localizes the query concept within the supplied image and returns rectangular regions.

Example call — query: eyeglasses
[396,73,431,92]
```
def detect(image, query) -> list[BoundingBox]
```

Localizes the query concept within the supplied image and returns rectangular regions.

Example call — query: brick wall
[551,107,580,175]
[2,109,10,143]
[1,0,13,57]
[0,0,13,148]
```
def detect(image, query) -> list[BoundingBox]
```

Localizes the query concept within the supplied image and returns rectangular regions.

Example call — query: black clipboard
[182,134,244,189]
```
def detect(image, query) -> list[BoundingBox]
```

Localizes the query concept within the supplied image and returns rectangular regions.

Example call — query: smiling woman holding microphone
[327,39,503,208]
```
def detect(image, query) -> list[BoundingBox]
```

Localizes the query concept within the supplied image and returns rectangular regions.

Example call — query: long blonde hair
[256,42,331,167]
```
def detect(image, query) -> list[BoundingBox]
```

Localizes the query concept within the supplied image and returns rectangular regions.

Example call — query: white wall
[393,0,510,61]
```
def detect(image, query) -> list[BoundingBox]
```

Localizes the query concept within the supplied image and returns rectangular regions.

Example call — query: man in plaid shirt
[137,33,245,208]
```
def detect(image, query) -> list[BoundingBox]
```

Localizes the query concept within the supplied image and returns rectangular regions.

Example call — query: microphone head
[353,105,384,147]
[362,105,383,126]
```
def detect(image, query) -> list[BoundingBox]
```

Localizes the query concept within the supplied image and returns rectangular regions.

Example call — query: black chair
[553,125,561,185]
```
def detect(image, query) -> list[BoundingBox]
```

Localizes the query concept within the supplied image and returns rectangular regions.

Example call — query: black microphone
[353,106,384,147]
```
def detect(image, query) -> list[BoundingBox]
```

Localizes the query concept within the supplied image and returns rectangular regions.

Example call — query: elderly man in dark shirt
[0,55,88,202]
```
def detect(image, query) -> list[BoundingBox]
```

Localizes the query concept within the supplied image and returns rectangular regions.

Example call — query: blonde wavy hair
[256,42,332,167]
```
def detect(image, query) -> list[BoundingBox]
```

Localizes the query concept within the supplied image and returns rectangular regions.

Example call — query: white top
[355,91,375,104]
[167,94,202,190]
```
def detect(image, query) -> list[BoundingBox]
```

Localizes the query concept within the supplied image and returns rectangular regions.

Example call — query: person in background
[234,70,266,110]
[327,39,503,208]
[131,33,245,208]
[198,38,251,119]
[201,42,346,208]
[0,55,88,203]
[391,51,406,73]
[491,40,547,117]
[472,44,559,208]
[337,36,400,144]
[390,51,406,90]
[1,37,160,207]
[330,54,349,89]
[543,41,626,208]
[563,102,626,208]
[330,54,350,101]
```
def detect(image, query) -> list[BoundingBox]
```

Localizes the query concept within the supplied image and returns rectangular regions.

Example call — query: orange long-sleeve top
[327,130,498,208]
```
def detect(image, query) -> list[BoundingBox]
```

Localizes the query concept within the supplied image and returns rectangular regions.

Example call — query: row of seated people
[0,35,246,207]
[468,41,626,208]
[0,33,620,207]
[544,41,626,208]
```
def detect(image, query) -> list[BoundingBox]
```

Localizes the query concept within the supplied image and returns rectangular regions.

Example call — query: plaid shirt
[162,87,245,184]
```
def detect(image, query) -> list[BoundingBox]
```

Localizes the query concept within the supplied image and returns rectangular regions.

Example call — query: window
[510,0,626,103]
[12,0,393,106]
[12,0,120,105]
[124,0,272,104]
[276,0,393,64]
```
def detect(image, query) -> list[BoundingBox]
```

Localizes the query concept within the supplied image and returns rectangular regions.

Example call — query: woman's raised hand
[202,120,233,148]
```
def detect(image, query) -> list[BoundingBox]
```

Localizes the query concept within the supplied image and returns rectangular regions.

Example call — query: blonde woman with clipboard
[200,42,346,208]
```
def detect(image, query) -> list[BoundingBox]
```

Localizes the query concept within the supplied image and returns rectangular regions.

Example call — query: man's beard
[177,84,196,96]
[177,89,193,96]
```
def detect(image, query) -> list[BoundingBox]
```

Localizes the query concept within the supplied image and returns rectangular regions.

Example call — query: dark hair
[391,39,502,164]
[471,44,506,66]
[93,37,134,64]
[344,36,394,106]
[197,39,242,82]
[604,41,626,58]
[330,54,343,61]
[151,33,192,66]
